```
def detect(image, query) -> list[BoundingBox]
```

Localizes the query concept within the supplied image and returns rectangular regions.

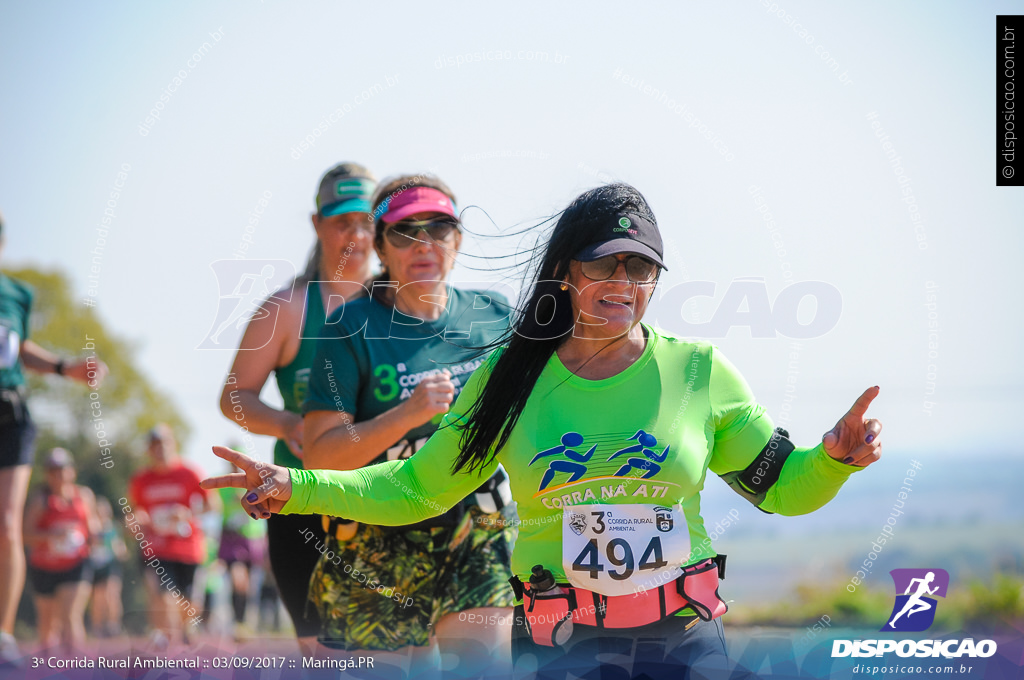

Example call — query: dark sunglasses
[579,255,660,283]
[384,218,460,249]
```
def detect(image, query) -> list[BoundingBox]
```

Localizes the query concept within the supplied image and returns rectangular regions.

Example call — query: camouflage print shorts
[309,505,518,651]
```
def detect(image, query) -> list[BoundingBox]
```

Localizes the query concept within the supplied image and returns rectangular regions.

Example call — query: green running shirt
[283,323,861,586]
[0,273,33,390]
[302,286,511,459]
[272,280,327,469]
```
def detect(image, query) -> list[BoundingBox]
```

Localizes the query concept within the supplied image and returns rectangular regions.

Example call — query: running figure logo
[607,430,669,478]
[882,568,949,632]
[529,430,670,492]
[197,260,294,350]
[530,433,598,491]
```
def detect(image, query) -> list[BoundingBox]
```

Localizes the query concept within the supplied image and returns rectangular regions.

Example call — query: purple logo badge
[882,568,949,632]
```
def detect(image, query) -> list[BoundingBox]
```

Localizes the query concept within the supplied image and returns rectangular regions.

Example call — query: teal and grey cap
[316,163,377,217]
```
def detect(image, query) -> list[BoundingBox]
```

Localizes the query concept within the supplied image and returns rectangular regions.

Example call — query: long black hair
[452,182,658,474]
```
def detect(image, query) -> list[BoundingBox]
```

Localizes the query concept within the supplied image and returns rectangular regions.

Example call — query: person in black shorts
[127,425,217,648]
[88,496,127,638]
[24,449,102,653]
[0,215,108,667]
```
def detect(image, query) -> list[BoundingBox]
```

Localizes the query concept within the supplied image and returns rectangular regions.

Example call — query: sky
[1,0,1022,477]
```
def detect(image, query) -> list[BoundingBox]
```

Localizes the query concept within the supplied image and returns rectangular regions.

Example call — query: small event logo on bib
[655,507,674,532]
[568,512,588,536]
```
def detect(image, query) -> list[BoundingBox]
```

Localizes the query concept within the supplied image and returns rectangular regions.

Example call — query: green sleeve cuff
[280,467,315,515]
[761,441,861,516]
[812,442,865,476]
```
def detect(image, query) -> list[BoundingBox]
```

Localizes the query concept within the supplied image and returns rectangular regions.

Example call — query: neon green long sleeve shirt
[282,324,861,585]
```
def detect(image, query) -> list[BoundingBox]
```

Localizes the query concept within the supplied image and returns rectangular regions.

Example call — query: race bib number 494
[562,503,688,597]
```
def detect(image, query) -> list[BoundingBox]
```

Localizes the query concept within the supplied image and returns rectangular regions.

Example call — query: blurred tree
[7,266,189,479]
[4,265,191,633]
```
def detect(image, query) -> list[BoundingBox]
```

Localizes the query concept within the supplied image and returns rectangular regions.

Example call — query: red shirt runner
[30,488,91,572]
[128,464,208,564]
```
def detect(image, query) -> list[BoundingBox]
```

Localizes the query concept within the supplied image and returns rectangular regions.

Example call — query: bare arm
[111,534,128,561]
[303,371,455,471]
[20,340,108,385]
[22,492,51,549]
[19,340,61,374]
[126,483,152,530]
[133,508,152,529]
[79,487,103,538]
[219,290,304,457]
[304,407,421,471]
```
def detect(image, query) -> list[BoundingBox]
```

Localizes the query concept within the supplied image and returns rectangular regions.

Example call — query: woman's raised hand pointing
[200,446,293,519]
[822,386,883,468]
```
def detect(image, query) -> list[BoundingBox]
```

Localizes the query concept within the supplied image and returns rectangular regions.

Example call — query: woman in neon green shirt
[205,183,883,679]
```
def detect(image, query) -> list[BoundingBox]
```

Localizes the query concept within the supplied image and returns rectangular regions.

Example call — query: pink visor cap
[375,186,458,223]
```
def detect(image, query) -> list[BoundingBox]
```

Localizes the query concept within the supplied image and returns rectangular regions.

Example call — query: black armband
[719,427,795,513]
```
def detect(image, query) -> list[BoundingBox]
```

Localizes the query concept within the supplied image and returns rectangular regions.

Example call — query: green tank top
[272,280,326,468]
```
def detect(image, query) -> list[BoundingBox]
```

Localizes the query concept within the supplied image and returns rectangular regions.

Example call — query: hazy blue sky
[2,1,1021,476]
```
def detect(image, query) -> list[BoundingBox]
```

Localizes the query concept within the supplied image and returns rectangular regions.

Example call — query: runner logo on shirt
[532,430,667,489]
[529,430,673,497]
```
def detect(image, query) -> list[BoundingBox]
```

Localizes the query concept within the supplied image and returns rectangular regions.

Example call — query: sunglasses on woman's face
[384,218,460,249]
[579,254,660,283]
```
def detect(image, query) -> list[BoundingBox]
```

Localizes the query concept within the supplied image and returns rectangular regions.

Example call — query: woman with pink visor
[299,174,517,673]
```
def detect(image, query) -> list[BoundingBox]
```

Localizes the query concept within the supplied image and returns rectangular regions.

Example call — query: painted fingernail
[865,433,875,444]
[843,457,854,464]
[261,512,271,519]
[246,493,258,502]
[250,512,257,519]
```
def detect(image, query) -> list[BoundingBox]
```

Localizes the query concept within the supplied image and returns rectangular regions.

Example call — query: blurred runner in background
[0,214,108,667]
[23,448,101,653]
[88,496,127,638]
[257,550,282,633]
[128,424,218,649]
[216,460,266,638]
[199,499,225,635]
